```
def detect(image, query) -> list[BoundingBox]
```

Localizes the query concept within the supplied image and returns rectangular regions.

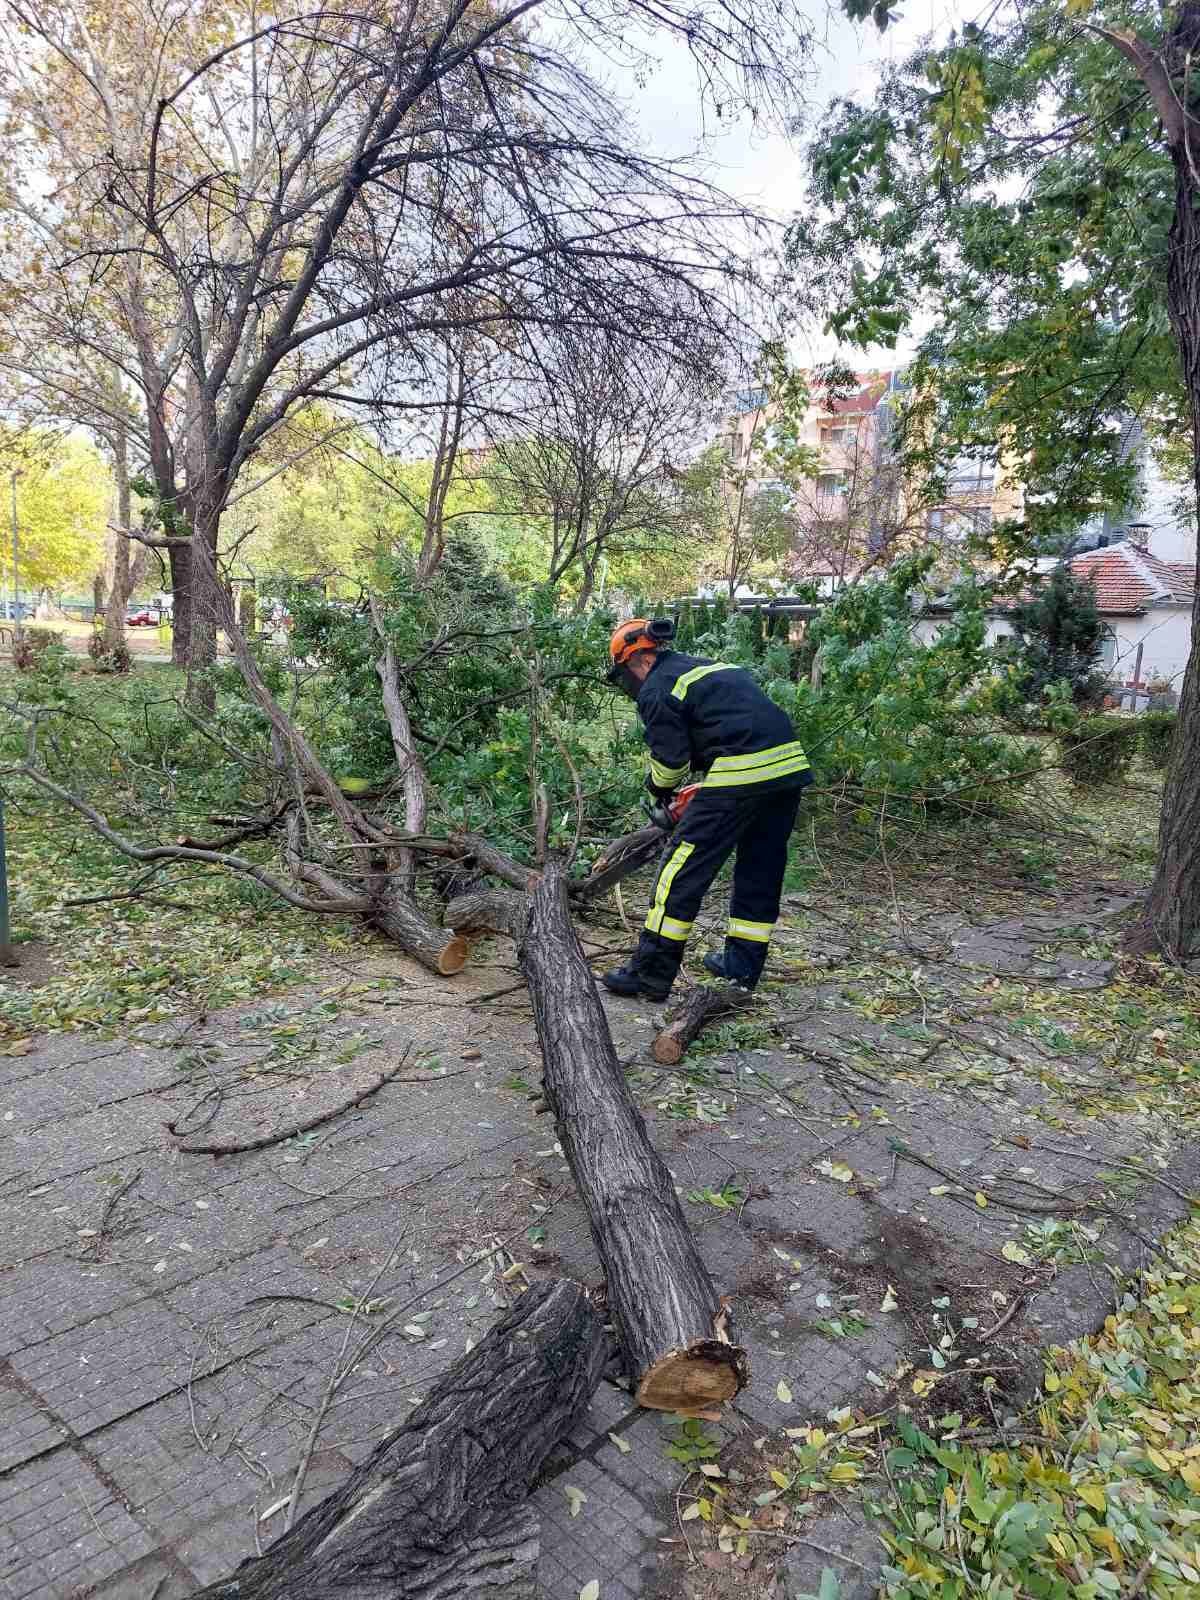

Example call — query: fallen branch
[652,982,754,1065]
[171,1053,453,1155]
[193,1277,607,1599]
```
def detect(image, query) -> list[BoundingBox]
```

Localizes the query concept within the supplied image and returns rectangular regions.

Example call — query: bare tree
[486,328,722,606]
[0,0,812,685]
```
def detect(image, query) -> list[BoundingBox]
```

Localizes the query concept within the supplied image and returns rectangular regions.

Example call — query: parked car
[126,609,158,626]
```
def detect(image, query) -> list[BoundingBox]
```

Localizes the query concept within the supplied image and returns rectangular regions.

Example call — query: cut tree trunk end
[192,1277,607,1599]
[372,880,470,974]
[447,866,749,1414]
[652,982,754,1065]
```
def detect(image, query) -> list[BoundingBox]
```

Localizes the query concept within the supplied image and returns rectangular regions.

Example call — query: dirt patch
[0,940,54,991]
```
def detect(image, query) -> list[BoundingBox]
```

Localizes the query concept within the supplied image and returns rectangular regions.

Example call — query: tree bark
[372,877,470,974]
[102,415,133,653]
[575,822,667,902]
[652,983,753,1065]
[192,1278,608,1600]
[446,866,749,1413]
[372,600,427,897]
[169,541,193,668]
[1131,45,1200,960]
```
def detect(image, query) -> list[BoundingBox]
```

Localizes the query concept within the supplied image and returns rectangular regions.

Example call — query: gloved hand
[643,793,674,832]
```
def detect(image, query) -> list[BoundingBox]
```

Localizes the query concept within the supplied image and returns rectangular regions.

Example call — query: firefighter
[603,617,812,1001]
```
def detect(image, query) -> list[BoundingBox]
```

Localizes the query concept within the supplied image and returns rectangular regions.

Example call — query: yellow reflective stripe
[728,917,774,943]
[657,916,694,943]
[701,751,811,789]
[644,841,694,935]
[648,756,689,788]
[671,663,737,702]
[709,740,809,773]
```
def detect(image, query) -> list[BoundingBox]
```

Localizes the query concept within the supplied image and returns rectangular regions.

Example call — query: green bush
[1058,715,1140,786]
[1140,710,1177,771]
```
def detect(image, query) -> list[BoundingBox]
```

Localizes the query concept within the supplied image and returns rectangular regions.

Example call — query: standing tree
[1005,566,1106,703]
[791,0,1200,956]
[0,0,816,684]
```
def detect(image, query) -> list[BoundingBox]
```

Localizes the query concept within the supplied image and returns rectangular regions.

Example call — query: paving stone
[0,1447,156,1600]
[0,1258,151,1352]
[2,1100,172,1186]
[9,1298,197,1436]
[0,1368,69,1472]
[88,1555,197,1598]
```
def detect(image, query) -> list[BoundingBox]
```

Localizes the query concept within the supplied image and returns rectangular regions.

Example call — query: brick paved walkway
[1,934,1192,1600]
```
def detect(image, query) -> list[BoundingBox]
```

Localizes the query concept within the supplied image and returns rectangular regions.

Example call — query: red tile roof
[825,375,894,417]
[1068,545,1194,614]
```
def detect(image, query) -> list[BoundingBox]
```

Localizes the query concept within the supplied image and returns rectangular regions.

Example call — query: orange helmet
[607,616,675,669]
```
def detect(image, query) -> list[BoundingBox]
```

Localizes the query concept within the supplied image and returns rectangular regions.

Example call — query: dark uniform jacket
[636,651,812,798]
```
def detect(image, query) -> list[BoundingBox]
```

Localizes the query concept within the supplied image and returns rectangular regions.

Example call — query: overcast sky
[592,0,968,366]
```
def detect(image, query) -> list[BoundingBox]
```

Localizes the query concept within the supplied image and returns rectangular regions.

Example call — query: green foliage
[790,3,1188,553]
[1003,567,1107,704]
[1141,711,1177,771]
[11,627,63,673]
[1058,714,1140,786]
[4,435,110,590]
[257,538,644,861]
[722,554,1031,807]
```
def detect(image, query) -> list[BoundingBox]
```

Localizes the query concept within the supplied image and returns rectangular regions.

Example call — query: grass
[0,664,363,1038]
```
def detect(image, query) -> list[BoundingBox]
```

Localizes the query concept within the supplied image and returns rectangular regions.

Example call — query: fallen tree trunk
[446,866,749,1414]
[652,983,754,1065]
[194,1278,607,1599]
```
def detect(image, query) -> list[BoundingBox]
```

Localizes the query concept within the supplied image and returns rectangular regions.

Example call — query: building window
[822,424,858,447]
[946,451,995,495]
[726,432,743,462]
[927,505,992,542]
[1097,627,1118,671]
[735,386,768,414]
[818,474,848,498]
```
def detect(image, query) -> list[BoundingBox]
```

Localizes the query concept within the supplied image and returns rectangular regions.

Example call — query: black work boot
[704,944,758,990]
[601,933,680,1002]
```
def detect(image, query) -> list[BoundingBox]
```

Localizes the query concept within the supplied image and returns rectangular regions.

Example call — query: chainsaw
[652,781,699,831]
[588,782,698,885]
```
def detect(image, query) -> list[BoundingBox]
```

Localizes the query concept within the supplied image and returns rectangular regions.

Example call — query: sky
[590,0,970,367]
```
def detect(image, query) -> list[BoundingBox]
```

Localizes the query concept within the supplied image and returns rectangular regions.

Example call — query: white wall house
[1067,543,1194,690]
[913,541,1194,695]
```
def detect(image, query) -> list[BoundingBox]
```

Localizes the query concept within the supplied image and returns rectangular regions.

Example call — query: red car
[126,610,158,626]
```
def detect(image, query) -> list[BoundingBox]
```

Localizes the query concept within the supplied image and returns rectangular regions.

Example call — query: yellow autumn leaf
[1147,1448,1172,1471]
[1044,1372,1061,1392]
[829,1463,861,1482]
[1077,1483,1107,1513]
[697,1498,713,1522]
[809,1429,828,1448]
[975,1191,988,1208]
[770,1469,790,1489]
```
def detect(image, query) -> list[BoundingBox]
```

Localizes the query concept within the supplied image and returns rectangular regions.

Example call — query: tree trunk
[372,601,427,896]
[446,866,749,1413]
[102,418,133,653]
[652,982,753,1065]
[1132,107,1200,960]
[169,541,193,669]
[192,1278,608,1600]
